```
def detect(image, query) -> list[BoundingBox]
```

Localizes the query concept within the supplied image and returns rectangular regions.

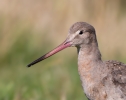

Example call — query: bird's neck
[77,42,102,62]
[77,42,104,93]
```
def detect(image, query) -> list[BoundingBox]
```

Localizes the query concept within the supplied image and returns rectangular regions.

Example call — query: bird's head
[66,22,96,48]
[27,22,97,67]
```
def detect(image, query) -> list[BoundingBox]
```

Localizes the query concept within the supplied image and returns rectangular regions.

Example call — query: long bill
[27,40,71,67]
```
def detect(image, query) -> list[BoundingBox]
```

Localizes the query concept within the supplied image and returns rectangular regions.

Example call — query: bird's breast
[78,60,108,100]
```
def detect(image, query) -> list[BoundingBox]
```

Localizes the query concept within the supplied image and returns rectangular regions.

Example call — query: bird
[27,22,126,100]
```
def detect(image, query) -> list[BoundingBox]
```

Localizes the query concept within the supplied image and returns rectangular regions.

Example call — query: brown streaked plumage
[27,22,126,100]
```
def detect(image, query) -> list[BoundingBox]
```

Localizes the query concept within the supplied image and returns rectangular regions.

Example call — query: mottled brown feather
[106,60,126,96]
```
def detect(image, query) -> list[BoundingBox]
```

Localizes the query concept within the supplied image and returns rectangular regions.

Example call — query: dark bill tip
[27,62,34,67]
[27,64,32,67]
[27,54,47,67]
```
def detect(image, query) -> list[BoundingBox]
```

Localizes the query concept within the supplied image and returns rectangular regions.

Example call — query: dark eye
[79,30,83,35]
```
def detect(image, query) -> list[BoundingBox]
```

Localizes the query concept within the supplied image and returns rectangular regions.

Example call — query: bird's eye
[79,30,83,35]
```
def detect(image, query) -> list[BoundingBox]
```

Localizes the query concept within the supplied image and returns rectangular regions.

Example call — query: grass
[0,28,87,100]
[0,54,87,100]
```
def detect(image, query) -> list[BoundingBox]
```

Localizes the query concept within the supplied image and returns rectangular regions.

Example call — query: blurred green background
[0,0,126,100]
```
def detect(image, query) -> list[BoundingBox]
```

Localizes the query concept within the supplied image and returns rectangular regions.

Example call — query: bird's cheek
[71,44,76,47]
[82,38,90,44]
[70,41,77,46]
[71,39,82,47]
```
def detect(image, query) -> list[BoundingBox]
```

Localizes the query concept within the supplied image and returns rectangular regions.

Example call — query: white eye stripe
[71,34,76,39]
[68,31,80,41]
[76,30,85,35]
[68,30,84,41]
[76,30,81,35]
